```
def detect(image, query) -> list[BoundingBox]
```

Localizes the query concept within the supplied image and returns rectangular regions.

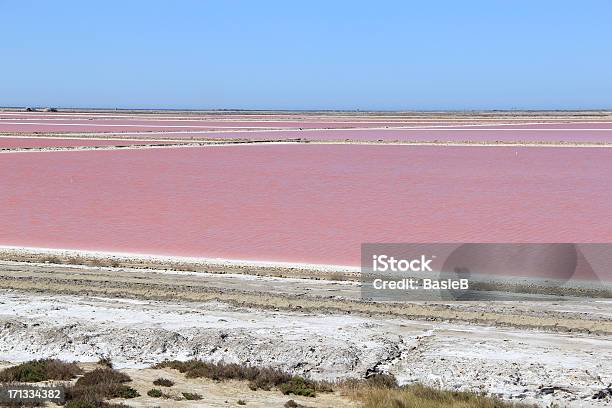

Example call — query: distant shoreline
[0,245,358,274]
[1,245,610,298]
[2,107,612,115]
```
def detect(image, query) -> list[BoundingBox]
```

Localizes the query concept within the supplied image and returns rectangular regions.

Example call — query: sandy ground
[0,258,611,407]
[117,366,358,408]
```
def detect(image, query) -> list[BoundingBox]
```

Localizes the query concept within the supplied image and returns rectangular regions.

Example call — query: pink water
[0,137,180,149]
[0,120,457,133]
[1,145,611,281]
[4,116,612,134]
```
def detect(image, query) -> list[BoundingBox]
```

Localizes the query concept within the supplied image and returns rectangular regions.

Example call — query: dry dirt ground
[0,256,611,407]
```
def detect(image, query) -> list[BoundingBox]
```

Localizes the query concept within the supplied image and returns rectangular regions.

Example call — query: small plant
[153,377,174,387]
[237,399,247,405]
[67,256,84,265]
[116,385,139,399]
[284,401,298,408]
[365,373,397,388]
[182,392,202,400]
[40,255,61,264]
[328,271,348,281]
[147,388,163,398]
[88,258,105,267]
[97,356,113,368]
[279,377,316,397]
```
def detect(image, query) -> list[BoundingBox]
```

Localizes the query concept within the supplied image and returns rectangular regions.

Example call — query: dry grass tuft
[97,357,113,369]
[40,255,62,264]
[342,381,536,408]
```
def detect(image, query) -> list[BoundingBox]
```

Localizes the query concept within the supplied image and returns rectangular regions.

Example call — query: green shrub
[182,392,202,400]
[115,385,139,399]
[279,377,316,397]
[0,359,82,382]
[65,367,138,405]
[75,368,131,387]
[152,377,174,387]
[147,388,163,398]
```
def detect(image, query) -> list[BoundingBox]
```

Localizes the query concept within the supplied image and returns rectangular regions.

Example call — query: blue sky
[2,1,611,110]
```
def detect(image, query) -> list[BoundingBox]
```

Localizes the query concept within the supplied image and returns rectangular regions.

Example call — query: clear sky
[2,1,611,110]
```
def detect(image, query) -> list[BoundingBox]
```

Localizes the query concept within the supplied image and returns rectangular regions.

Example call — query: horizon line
[2,106,612,113]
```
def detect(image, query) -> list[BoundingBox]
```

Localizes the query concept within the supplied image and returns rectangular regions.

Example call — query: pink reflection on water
[2,145,611,280]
